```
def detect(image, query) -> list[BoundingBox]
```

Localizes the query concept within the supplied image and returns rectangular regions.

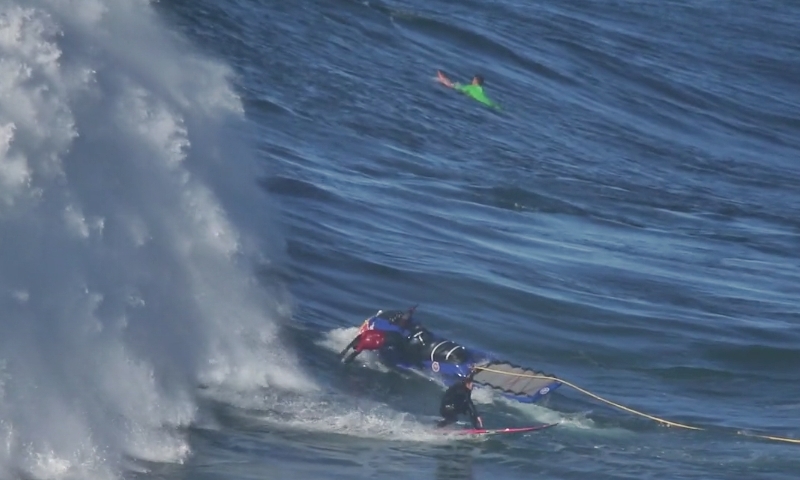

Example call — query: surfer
[436,375,483,429]
[436,71,500,109]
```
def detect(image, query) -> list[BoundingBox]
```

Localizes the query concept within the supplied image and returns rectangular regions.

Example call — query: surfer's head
[472,75,484,86]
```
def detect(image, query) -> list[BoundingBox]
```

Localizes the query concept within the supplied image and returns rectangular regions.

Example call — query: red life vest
[355,329,385,352]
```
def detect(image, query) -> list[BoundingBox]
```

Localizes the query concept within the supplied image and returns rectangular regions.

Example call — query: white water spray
[0,1,314,479]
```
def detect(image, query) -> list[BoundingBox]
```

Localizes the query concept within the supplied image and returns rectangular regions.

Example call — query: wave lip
[0,1,313,479]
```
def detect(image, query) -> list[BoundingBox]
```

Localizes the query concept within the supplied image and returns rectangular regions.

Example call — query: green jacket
[454,83,500,109]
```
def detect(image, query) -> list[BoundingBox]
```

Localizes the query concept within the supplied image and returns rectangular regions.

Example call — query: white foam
[317,325,363,353]
[499,397,592,427]
[252,391,455,444]
[0,1,315,479]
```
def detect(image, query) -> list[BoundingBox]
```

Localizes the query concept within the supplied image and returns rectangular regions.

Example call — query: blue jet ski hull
[356,312,561,404]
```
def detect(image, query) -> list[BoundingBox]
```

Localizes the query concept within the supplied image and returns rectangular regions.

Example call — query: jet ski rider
[339,307,432,365]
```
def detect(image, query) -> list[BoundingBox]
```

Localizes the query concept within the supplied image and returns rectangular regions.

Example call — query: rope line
[473,366,800,445]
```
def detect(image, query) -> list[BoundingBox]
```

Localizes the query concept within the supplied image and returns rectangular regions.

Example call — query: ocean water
[1,0,798,479]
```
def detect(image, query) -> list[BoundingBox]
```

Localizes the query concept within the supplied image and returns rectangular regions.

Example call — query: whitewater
[0,1,315,478]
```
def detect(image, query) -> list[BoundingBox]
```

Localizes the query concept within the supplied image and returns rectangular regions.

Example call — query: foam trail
[0,1,314,479]
[252,390,454,444]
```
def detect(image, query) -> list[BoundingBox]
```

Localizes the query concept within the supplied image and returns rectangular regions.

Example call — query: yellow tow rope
[473,366,800,445]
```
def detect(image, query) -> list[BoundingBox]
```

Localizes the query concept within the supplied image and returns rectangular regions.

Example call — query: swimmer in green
[437,71,500,109]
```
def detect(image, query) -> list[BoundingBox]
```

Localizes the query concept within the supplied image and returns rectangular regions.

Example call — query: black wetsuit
[437,382,480,429]
[405,325,433,365]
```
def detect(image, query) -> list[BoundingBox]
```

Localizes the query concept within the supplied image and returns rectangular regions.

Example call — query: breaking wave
[0,1,314,479]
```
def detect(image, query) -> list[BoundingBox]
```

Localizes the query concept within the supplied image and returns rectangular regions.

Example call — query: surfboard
[449,422,559,437]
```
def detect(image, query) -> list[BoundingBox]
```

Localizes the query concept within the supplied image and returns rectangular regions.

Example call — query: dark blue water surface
[158,0,800,478]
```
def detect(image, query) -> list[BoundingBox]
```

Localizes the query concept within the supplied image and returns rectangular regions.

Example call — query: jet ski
[348,308,562,403]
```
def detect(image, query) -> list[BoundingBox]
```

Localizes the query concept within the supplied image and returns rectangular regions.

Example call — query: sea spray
[0,1,314,479]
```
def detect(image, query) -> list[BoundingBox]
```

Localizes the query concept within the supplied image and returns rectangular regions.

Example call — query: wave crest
[0,1,313,479]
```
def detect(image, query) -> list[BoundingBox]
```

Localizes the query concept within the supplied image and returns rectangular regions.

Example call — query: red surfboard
[449,422,559,436]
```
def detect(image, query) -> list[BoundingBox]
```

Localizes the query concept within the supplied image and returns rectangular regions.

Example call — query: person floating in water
[437,71,500,109]
[437,374,483,429]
